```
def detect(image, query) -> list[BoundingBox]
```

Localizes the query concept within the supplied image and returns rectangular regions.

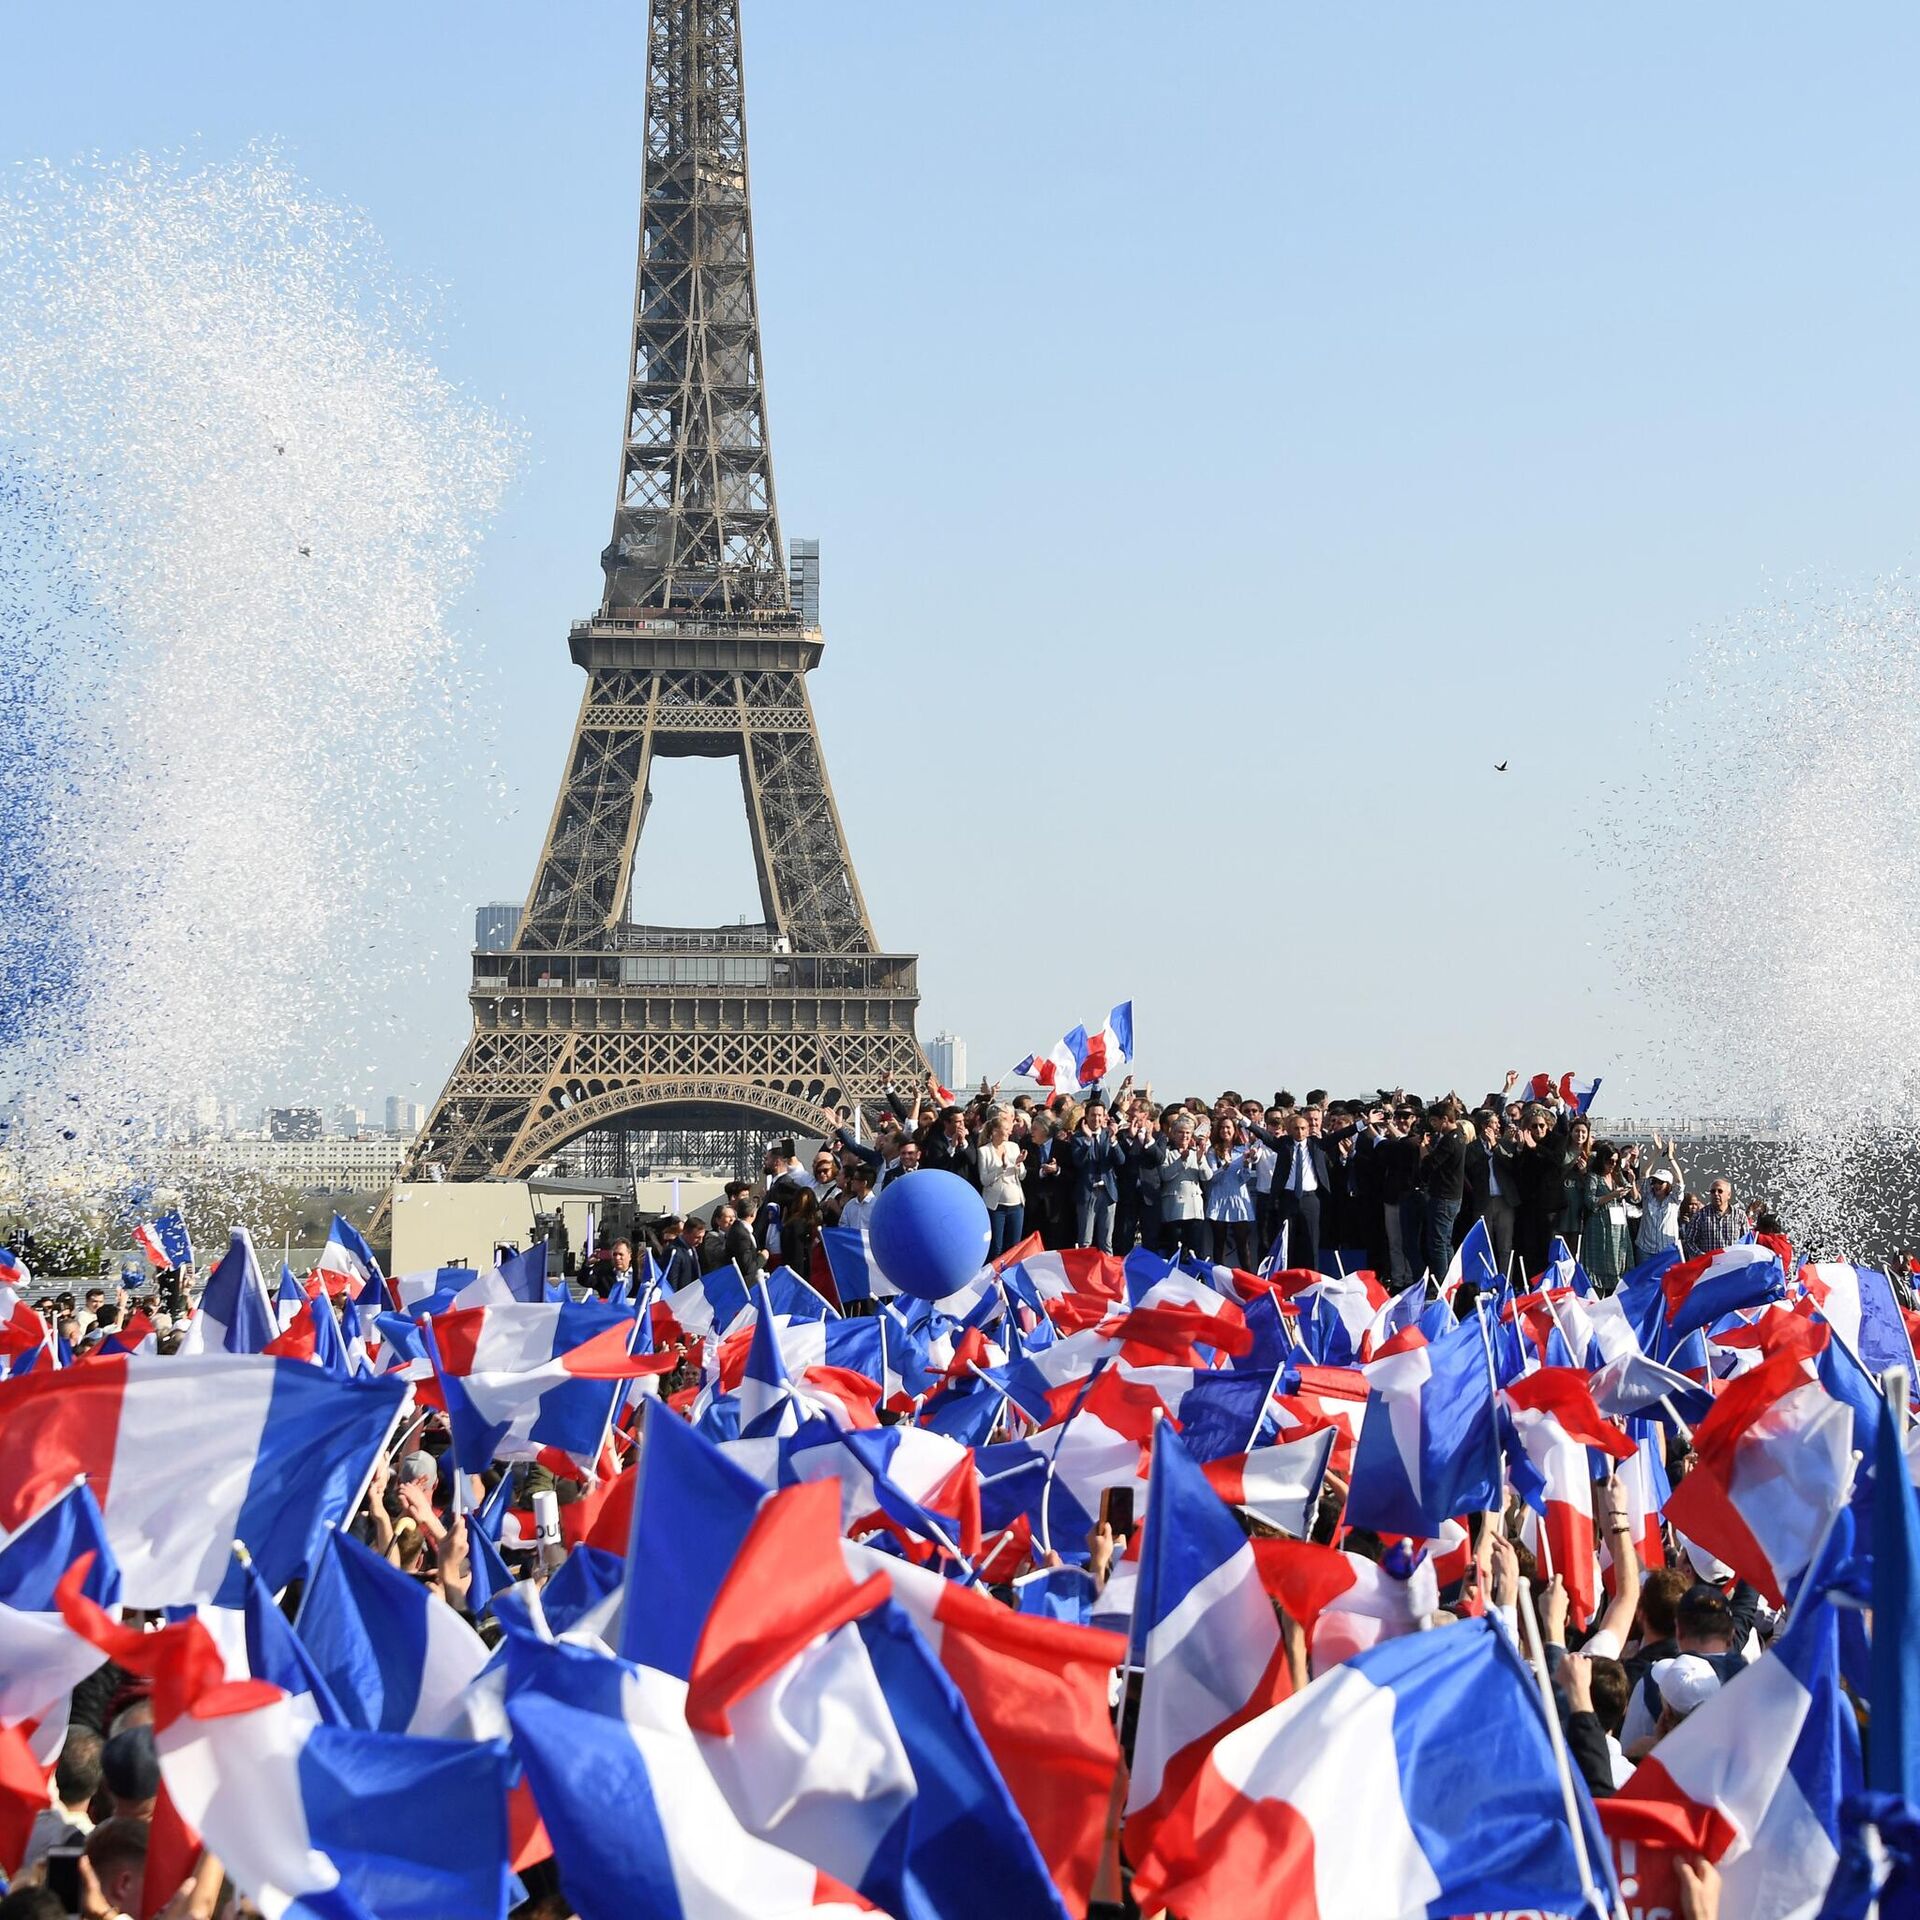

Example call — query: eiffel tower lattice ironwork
[401,0,926,1185]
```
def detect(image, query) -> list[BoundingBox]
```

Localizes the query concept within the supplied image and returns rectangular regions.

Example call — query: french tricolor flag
[0,1482,121,1762]
[1131,1617,1612,1919]
[1604,1506,1853,1914]
[506,1631,879,1920]
[1799,1260,1919,1379]
[178,1228,277,1357]
[0,1354,408,1606]
[1662,1243,1788,1345]
[1501,1367,1636,1629]
[131,1221,172,1268]
[1344,1317,1504,1538]
[1661,1333,1855,1602]
[294,1527,491,1736]
[1198,1429,1334,1540]
[1124,1422,1288,1868]
[1012,1044,1074,1092]
[428,1298,672,1475]
[0,1248,27,1286]
[1559,1072,1601,1114]
[57,1563,514,1920]
[1251,1536,1439,1679]
[91,1312,157,1360]
[313,1211,383,1298]
[851,1540,1128,1916]
[1067,1000,1134,1088]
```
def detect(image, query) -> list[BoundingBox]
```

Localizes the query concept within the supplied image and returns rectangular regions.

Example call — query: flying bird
[1494,760,1509,773]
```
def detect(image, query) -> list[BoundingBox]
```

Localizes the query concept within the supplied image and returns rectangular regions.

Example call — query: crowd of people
[583,1068,1780,1303]
[7,1064,1898,1920]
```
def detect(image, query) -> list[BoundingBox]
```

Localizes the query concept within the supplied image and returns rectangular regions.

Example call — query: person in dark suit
[920,1106,980,1185]
[1461,1108,1519,1276]
[660,1218,708,1292]
[1065,1097,1126,1251]
[1510,1103,1571,1278]
[721,1199,760,1280]
[1266,1110,1332,1274]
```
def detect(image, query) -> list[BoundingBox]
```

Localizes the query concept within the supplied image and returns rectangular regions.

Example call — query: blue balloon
[868,1169,990,1301]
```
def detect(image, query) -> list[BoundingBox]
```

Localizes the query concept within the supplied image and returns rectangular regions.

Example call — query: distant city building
[925,1031,967,1095]
[788,537,820,626]
[335,1105,368,1137]
[268,1106,323,1142]
[152,1136,407,1193]
[475,902,522,954]
[386,1096,427,1136]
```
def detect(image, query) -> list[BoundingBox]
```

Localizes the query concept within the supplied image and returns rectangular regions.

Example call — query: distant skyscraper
[475,902,522,953]
[335,1105,368,1137]
[925,1031,967,1095]
[269,1106,324,1142]
[385,1095,426,1135]
[788,537,820,625]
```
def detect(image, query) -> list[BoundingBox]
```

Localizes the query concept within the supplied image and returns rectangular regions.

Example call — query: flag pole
[1515,1579,1621,1920]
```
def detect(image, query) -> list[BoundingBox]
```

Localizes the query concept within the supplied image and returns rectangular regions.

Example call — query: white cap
[1653,1654,1721,1717]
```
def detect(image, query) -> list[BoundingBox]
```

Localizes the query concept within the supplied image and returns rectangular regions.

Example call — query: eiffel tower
[400,0,927,1186]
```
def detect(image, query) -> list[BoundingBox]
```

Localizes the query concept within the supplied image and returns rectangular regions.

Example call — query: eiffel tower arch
[400,0,927,1187]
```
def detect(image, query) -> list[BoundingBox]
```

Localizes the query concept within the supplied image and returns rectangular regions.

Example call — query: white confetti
[0,145,517,1229]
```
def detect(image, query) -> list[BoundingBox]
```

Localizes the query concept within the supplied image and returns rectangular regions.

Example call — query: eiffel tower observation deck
[402,0,927,1185]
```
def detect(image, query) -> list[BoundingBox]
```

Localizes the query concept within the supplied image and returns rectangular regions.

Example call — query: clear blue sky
[8,4,1919,1110]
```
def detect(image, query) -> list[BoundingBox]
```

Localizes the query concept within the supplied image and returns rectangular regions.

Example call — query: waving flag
[1012,1043,1076,1093]
[1501,1367,1635,1628]
[506,1631,876,1920]
[1800,1262,1919,1381]
[131,1220,171,1268]
[0,1353,408,1606]
[1610,1509,1857,1913]
[1662,1339,1855,1602]
[427,1297,669,1474]
[1345,1316,1503,1538]
[1662,1243,1787,1345]
[856,1542,1127,1914]
[296,1528,491,1736]
[91,1312,157,1360]
[1067,1001,1133,1087]
[619,1402,768,1677]
[1441,1216,1500,1301]
[263,1290,353,1376]
[1558,1073,1602,1115]
[676,1480,1067,1920]
[1871,1386,1920,1800]
[772,1418,982,1561]
[1015,1001,1134,1091]
[58,1569,513,1920]
[1130,1614,1611,1920]
[1125,1423,1288,1869]
[1251,1537,1439,1679]
[0,1482,121,1752]
[661,1261,754,1342]
[178,1228,276,1356]
[314,1212,383,1298]
[1200,1427,1335,1538]
[821,1225,895,1306]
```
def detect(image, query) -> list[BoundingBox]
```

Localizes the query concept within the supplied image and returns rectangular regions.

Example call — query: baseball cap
[398,1450,438,1487]
[1652,1654,1722,1718]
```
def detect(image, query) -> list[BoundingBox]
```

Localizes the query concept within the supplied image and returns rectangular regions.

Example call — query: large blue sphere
[868,1169,990,1301]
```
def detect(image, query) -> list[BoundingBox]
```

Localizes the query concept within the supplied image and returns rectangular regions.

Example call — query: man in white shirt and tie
[1274,1110,1330,1273]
